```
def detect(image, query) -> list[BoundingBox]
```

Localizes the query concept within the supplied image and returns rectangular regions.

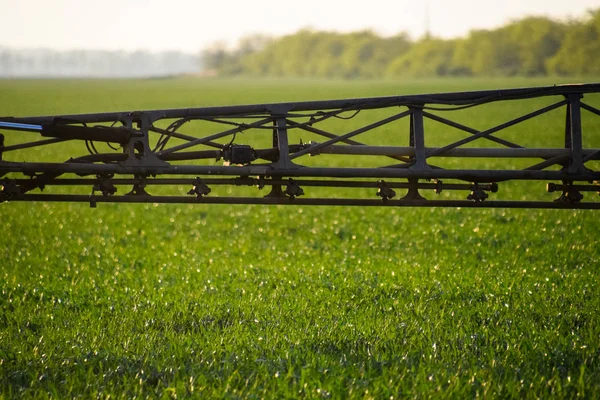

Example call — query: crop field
[1,77,600,398]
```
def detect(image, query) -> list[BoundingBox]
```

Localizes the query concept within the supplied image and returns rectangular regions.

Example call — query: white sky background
[1,0,599,53]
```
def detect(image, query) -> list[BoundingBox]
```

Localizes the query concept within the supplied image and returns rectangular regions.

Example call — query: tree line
[202,9,600,78]
[0,49,200,78]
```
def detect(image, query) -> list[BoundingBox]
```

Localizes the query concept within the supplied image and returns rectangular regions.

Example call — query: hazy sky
[1,0,599,53]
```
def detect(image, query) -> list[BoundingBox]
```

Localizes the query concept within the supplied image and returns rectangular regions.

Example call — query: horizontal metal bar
[7,177,487,191]
[3,137,71,152]
[40,124,138,144]
[8,142,586,161]
[313,145,597,159]
[6,83,600,124]
[547,183,600,192]
[3,161,600,181]
[5,194,600,209]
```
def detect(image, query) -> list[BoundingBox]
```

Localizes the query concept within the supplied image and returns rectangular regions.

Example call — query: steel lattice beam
[1,83,600,208]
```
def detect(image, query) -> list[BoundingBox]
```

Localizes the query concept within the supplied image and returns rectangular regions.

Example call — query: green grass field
[1,77,600,399]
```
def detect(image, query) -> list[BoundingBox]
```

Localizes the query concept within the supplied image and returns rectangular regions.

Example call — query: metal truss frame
[1,83,600,208]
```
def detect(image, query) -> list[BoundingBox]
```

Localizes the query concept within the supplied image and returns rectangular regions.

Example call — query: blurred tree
[508,17,567,75]
[201,41,230,71]
[546,9,600,75]
[386,38,455,77]
[340,31,380,78]
[203,9,600,79]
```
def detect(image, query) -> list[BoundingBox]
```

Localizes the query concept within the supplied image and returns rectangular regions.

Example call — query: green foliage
[508,17,566,76]
[547,10,600,76]
[1,77,600,398]
[203,10,600,78]
[237,30,413,79]
[386,38,456,77]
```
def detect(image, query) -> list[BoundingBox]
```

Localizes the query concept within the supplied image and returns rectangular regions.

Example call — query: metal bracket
[187,177,211,198]
[92,175,117,197]
[256,175,266,190]
[376,180,396,201]
[0,179,21,202]
[401,179,426,200]
[547,182,584,203]
[467,183,491,202]
[125,175,151,196]
[284,178,304,199]
[120,114,168,168]
[434,179,443,195]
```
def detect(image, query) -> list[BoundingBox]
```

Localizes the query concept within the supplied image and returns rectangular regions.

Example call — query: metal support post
[409,107,429,170]
[566,95,585,174]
